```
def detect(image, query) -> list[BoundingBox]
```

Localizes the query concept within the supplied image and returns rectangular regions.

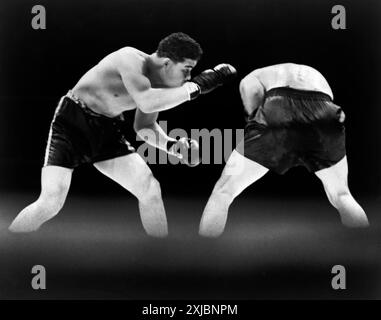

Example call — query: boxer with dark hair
[9,32,236,236]
[199,63,369,237]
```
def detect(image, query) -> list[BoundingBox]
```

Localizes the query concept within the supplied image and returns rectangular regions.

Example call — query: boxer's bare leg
[9,166,73,232]
[199,150,269,237]
[94,153,168,237]
[315,156,369,227]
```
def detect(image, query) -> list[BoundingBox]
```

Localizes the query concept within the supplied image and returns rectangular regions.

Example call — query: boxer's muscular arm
[239,70,265,115]
[117,53,190,113]
[134,108,176,153]
[122,72,191,113]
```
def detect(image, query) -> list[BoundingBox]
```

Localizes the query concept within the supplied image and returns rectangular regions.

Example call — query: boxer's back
[254,63,333,99]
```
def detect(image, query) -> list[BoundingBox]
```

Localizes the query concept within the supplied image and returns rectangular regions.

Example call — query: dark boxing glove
[190,63,237,96]
[166,138,200,167]
[183,138,200,167]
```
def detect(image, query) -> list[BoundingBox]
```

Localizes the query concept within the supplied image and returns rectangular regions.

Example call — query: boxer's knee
[212,177,236,202]
[325,185,351,208]
[39,183,69,214]
[136,173,162,202]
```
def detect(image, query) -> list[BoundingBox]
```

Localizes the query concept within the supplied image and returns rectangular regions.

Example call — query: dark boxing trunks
[239,87,346,174]
[44,91,136,168]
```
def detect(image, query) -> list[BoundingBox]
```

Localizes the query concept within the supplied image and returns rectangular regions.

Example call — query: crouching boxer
[9,32,236,237]
[199,63,369,237]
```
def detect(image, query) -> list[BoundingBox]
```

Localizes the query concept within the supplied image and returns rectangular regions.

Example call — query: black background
[0,0,380,197]
[0,0,381,302]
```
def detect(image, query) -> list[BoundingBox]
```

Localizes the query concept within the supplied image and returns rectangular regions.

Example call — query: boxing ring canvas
[0,0,380,304]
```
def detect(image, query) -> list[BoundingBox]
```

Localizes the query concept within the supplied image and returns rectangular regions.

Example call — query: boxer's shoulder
[110,47,148,73]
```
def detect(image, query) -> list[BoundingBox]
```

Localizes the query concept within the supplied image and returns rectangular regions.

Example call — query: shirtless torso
[239,63,334,115]
[251,63,333,99]
[72,47,147,117]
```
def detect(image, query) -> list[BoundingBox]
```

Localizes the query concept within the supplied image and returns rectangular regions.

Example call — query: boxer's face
[162,58,198,87]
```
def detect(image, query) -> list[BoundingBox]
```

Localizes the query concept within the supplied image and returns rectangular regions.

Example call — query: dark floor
[0,192,380,300]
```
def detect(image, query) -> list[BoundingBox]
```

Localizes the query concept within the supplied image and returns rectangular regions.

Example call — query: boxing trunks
[44,90,136,168]
[239,87,346,174]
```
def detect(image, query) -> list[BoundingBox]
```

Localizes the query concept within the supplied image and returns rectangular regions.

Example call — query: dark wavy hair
[157,32,203,63]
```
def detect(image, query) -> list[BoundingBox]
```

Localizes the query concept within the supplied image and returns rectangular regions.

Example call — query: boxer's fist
[183,138,200,167]
[191,63,237,95]
[168,138,200,167]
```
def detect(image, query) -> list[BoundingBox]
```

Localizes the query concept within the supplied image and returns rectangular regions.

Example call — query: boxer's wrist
[166,138,178,154]
[183,82,201,101]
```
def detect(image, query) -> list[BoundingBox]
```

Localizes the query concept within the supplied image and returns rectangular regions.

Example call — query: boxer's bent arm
[239,72,265,115]
[121,71,190,113]
[134,109,176,152]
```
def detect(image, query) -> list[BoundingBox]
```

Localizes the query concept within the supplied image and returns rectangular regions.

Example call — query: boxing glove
[184,63,237,100]
[166,137,200,167]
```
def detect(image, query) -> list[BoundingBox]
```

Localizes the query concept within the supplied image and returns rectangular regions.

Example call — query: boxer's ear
[163,58,171,68]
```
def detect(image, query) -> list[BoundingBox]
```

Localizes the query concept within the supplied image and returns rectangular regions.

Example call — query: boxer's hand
[167,138,200,167]
[190,63,237,97]
[183,138,200,167]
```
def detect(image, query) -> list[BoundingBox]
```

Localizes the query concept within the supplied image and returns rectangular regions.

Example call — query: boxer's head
[156,32,202,87]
